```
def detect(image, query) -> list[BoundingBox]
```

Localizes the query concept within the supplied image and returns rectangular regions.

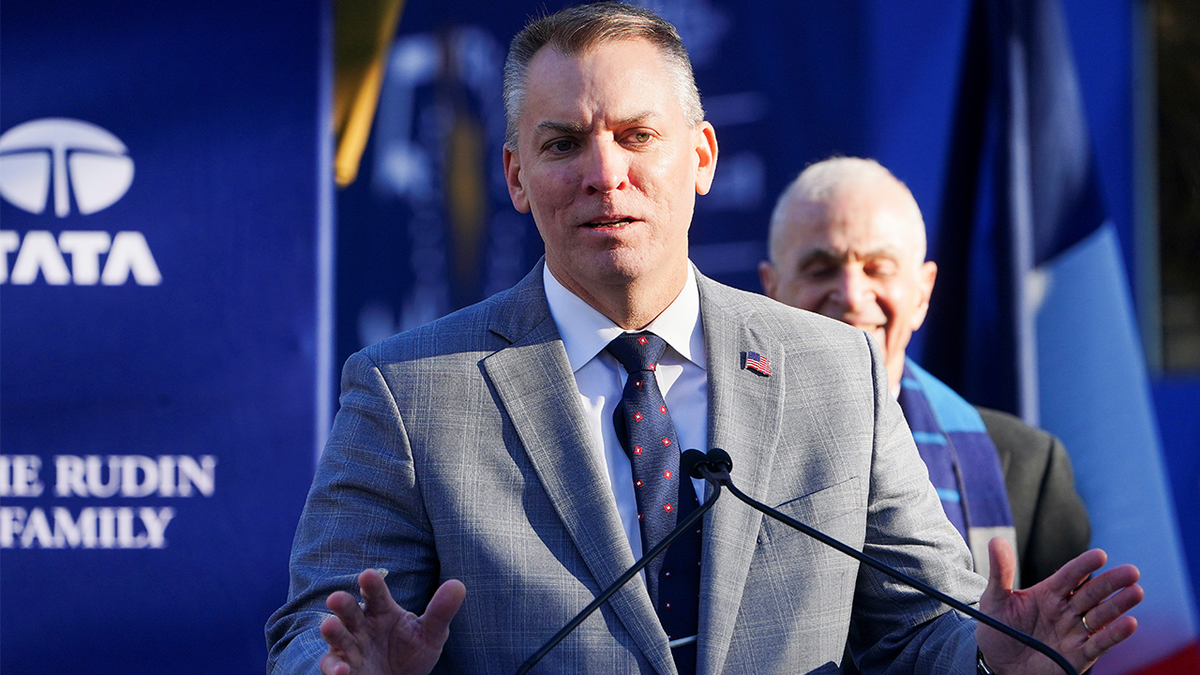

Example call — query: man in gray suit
[759,157,1092,589]
[266,4,1142,674]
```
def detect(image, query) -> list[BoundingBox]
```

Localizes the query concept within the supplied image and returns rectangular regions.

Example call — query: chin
[592,247,667,279]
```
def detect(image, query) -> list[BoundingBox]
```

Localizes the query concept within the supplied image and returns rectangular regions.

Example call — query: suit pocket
[757,475,863,546]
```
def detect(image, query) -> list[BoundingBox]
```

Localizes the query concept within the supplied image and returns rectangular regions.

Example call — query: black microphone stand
[514,450,723,675]
[696,448,1079,675]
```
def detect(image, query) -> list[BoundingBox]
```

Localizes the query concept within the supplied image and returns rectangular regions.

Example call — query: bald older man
[760,157,1090,588]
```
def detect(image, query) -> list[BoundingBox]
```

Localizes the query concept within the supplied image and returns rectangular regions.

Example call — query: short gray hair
[502,2,705,150]
[768,156,928,265]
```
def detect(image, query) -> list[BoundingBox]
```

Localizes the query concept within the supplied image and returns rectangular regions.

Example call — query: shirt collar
[544,263,705,373]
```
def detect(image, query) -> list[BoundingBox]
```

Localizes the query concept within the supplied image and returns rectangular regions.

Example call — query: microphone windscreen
[707,448,733,473]
[680,449,708,479]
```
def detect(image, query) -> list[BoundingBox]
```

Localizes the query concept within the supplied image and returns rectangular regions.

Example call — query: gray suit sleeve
[265,350,439,675]
[977,407,1091,586]
[848,335,985,674]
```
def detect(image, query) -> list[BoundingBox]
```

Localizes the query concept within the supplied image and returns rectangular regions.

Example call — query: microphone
[514,450,722,675]
[698,448,1079,675]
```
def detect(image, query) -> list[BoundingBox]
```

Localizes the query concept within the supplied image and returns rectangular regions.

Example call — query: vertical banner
[925,0,1200,672]
[0,1,331,673]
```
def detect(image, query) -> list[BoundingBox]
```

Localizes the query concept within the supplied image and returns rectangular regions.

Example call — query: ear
[758,259,778,298]
[503,146,531,213]
[693,122,719,195]
[910,260,938,330]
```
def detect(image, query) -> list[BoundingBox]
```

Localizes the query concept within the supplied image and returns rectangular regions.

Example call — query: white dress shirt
[543,263,709,560]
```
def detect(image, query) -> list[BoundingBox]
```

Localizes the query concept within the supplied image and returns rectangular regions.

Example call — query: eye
[801,263,838,280]
[865,259,898,277]
[624,130,654,146]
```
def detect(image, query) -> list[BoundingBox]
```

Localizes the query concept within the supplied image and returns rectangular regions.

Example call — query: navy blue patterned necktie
[606,332,701,673]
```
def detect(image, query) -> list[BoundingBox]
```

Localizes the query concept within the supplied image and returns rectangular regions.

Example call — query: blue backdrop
[0,1,330,673]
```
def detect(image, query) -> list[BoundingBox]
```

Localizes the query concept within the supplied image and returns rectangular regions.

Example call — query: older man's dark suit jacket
[977,408,1091,586]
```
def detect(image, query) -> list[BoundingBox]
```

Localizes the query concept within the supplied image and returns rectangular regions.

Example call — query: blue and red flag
[745,351,771,376]
[924,0,1200,672]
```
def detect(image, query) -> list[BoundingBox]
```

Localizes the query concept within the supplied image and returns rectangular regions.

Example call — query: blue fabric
[607,332,699,674]
[898,359,1015,543]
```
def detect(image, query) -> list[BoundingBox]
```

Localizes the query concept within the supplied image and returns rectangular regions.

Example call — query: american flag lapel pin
[743,351,771,377]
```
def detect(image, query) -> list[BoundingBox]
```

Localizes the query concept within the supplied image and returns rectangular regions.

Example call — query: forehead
[783,193,921,259]
[519,38,683,128]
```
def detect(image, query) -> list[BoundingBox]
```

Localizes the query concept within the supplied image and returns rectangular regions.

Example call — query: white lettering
[101,231,161,286]
[9,231,69,284]
[117,507,137,547]
[53,507,96,548]
[57,231,111,285]
[177,455,217,497]
[140,507,175,548]
[52,455,216,498]
[19,507,56,548]
[53,455,87,497]
[0,230,18,283]
[157,456,177,497]
[1,230,160,285]
[0,507,177,549]
[120,455,158,497]
[0,455,44,497]
[85,456,122,498]
[97,507,116,547]
[0,507,26,547]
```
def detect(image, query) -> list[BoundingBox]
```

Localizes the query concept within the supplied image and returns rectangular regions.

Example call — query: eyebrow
[532,111,661,138]
[534,120,590,137]
[796,248,842,270]
[795,245,905,270]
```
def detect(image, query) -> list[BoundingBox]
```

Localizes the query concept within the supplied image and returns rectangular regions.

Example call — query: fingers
[1081,615,1139,663]
[319,651,351,675]
[319,613,355,675]
[322,569,398,638]
[1079,576,1145,636]
[422,579,467,639]
[319,570,467,673]
[1045,548,1109,598]
[325,589,367,632]
[1071,562,1143,664]
[358,568,398,617]
[981,537,1016,605]
[1072,564,1142,614]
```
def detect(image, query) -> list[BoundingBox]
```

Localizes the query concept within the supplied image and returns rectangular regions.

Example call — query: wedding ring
[1081,614,1095,634]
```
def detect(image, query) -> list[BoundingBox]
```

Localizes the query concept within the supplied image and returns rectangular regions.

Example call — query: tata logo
[0,230,161,285]
[0,119,159,285]
[0,118,134,217]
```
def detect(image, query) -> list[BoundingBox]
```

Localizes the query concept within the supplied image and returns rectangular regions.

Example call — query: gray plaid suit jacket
[266,262,986,674]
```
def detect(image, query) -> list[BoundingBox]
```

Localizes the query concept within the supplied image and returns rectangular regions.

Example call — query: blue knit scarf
[897,358,1018,582]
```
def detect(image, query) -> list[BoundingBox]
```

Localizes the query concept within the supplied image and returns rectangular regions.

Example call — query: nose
[583,141,629,194]
[831,268,873,314]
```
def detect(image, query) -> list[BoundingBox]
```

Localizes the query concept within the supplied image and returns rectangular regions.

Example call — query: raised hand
[319,569,467,675]
[977,538,1143,674]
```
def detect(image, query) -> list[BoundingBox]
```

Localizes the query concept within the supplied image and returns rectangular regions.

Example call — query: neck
[547,262,688,330]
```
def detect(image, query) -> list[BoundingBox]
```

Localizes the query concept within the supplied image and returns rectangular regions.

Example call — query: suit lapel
[695,275,787,675]
[481,265,676,675]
